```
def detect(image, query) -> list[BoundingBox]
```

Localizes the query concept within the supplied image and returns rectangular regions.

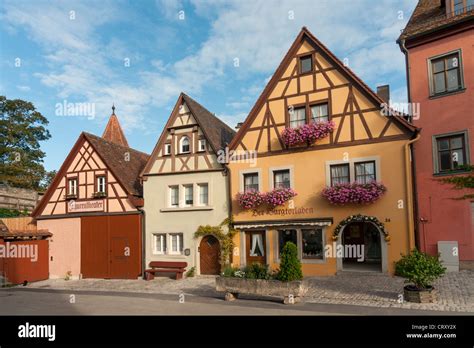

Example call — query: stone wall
[0,185,42,212]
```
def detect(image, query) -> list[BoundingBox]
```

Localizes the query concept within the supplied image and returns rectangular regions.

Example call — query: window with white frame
[330,164,350,186]
[354,161,376,184]
[153,233,166,254]
[198,183,208,205]
[289,106,306,128]
[243,173,259,192]
[169,186,179,207]
[198,139,206,152]
[97,176,106,193]
[164,143,171,155]
[311,103,329,123]
[68,178,77,196]
[273,169,291,189]
[180,136,190,153]
[184,185,193,206]
[169,233,184,255]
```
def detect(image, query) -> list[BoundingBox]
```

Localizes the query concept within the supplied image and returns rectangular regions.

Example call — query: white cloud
[16,85,31,92]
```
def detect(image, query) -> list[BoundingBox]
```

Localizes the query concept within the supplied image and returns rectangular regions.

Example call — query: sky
[0,0,418,171]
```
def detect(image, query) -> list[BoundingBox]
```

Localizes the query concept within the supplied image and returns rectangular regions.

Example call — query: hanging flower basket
[237,190,266,210]
[282,121,335,147]
[332,214,389,241]
[265,188,297,208]
[321,181,387,205]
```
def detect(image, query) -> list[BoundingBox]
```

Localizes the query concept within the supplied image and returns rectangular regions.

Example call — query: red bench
[144,261,187,280]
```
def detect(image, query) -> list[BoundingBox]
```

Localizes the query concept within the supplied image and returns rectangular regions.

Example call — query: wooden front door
[245,231,266,265]
[199,235,220,275]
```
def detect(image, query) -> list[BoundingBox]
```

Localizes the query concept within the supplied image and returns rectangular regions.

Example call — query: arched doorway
[199,235,220,275]
[342,221,382,272]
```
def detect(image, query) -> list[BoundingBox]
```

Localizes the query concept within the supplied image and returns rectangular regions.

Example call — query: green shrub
[222,266,239,277]
[277,242,303,281]
[243,263,273,280]
[185,267,196,278]
[395,249,446,289]
[0,208,29,218]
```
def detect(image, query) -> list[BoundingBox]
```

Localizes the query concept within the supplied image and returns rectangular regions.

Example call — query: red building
[399,0,473,269]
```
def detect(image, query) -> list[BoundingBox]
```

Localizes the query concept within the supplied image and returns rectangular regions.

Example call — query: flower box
[237,190,265,210]
[322,181,387,205]
[265,188,297,207]
[93,191,107,198]
[281,121,335,147]
[215,276,306,305]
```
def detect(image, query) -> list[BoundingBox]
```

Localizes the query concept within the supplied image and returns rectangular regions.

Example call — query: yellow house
[228,27,418,276]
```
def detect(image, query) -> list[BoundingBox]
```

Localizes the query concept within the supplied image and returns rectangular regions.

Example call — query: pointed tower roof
[102,105,129,147]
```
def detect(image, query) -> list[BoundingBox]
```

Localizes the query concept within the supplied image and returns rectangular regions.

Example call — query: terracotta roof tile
[399,0,474,41]
[84,133,149,197]
[182,94,236,151]
[102,113,129,147]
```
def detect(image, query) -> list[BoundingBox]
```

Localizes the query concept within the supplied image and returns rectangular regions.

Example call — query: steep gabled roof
[398,0,474,42]
[140,93,236,177]
[32,132,149,217]
[102,111,129,147]
[182,93,236,150]
[229,27,416,150]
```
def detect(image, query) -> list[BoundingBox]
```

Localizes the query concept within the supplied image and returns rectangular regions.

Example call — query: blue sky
[0,0,417,171]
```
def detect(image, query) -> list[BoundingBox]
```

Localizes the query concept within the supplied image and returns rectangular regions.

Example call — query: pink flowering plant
[237,190,266,209]
[265,188,297,207]
[322,181,387,205]
[282,121,335,147]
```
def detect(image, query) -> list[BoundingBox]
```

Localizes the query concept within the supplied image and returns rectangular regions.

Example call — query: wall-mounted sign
[251,206,314,217]
[68,199,104,213]
[184,248,191,256]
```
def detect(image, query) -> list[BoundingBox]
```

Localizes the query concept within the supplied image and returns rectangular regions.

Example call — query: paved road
[0,288,463,315]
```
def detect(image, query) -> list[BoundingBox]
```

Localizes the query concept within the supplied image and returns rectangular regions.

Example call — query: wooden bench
[144,261,187,280]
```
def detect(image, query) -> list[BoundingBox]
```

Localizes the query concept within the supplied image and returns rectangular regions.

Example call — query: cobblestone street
[23,270,474,313]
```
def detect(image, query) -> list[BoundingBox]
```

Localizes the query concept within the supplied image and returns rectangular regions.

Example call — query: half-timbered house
[228,27,418,276]
[141,93,235,275]
[32,108,149,279]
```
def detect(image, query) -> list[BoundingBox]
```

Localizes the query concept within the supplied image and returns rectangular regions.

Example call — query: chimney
[377,85,390,103]
[235,122,243,130]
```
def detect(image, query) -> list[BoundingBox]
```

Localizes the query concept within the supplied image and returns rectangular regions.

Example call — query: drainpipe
[405,133,420,253]
[399,38,422,251]
[138,206,146,279]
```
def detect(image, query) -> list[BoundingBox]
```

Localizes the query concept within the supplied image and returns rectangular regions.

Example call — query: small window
[429,52,463,95]
[169,186,179,207]
[299,55,312,74]
[68,178,77,196]
[169,233,183,255]
[330,164,350,186]
[180,136,190,153]
[184,185,193,206]
[354,161,376,184]
[311,103,329,123]
[273,170,291,189]
[154,234,166,254]
[249,232,265,257]
[436,134,467,172]
[198,139,206,152]
[289,106,306,128]
[243,173,259,192]
[302,229,323,260]
[198,183,208,205]
[97,176,106,193]
[278,229,298,258]
[164,143,171,156]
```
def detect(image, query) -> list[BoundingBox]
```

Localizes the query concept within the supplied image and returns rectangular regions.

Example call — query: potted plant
[236,190,265,210]
[265,188,297,208]
[395,249,446,303]
[216,242,306,304]
[321,181,387,205]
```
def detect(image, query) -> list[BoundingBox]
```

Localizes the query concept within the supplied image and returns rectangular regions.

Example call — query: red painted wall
[407,28,473,261]
[0,240,49,285]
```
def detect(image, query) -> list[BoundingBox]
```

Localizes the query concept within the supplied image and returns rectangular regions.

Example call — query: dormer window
[299,54,313,74]
[164,143,171,156]
[180,136,190,153]
[198,139,206,152]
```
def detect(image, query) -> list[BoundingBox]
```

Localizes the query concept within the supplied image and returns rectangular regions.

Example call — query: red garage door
[0,239,49,285]
[81,215,141,279]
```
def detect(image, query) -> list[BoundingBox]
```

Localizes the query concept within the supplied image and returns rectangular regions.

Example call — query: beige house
[141,93,235,275]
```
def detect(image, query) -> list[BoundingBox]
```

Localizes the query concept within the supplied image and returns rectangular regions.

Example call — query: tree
[39,170,57,192]
[0,96,51,190]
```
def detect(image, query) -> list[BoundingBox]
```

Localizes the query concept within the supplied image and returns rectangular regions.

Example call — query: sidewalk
[22,270,474,313]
